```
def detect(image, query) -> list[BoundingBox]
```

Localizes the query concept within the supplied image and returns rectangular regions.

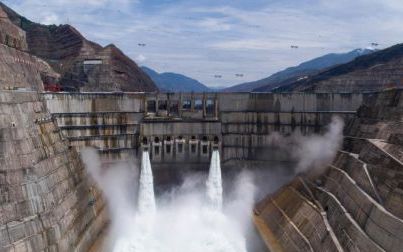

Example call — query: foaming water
[81,117,345,252]
[206,150,223,210]
[113,149,247,252]
[137,151,156,214]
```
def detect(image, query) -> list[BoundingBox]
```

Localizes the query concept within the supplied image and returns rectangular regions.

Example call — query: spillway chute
[206,150,223,210]
[138,150,156,214]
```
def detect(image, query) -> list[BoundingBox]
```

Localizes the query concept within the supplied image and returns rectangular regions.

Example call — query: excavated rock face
[71,44,159,92]
[0,44,59,91]
[275,44,403,93]
[0,6,27,51]
[255,89,403,252]
[0,2,158,92]
[0,9,107,251]
[0,91,107,252]
[0,6,58,91]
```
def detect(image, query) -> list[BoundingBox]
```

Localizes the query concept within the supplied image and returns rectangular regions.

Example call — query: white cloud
[197,18,232,32]
[41,13,60,25]
[210,38,327,51]
[135,54,147,63]
[5,0,403,87]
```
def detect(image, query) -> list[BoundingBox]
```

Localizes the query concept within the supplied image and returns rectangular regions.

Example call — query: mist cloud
[294,116,344,174]
[79,116,344,251]
[265,116,344,175]
[81,148,138,249]
[81,149,254,252]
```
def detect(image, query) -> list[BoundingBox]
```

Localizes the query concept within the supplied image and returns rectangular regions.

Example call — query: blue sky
[4,0,403,87]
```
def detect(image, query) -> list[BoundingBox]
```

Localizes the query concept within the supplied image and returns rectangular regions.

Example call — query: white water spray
[206,150,223,210]
[138,150,156,214]
[82,148,249,252]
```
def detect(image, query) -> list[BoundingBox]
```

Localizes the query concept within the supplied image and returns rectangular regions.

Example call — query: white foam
[206,150,223,210]
[138,151,156,214]
[111,150,247,252]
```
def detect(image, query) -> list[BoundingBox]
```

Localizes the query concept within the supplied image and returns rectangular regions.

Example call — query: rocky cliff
[0,7,107,252]
[0,92,107,252]
[0,5,59,92]
[255,89,403,251]
[273,44,403,93]
[0,43,58,91]
[0,6,27,51]
[0,2,158,92]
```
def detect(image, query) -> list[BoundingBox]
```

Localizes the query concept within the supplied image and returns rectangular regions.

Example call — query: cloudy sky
[4,0,403,87]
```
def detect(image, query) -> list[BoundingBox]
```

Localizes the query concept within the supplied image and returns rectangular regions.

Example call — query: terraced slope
[0,2,158,92]
[0,91,108,252]
[0,10,107,251]
[274,44,403,93]
[255,89,403,252]
[226,48,374,92]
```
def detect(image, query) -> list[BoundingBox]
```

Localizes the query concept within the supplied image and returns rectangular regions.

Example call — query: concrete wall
[42,92,364,165]
[43,92,144,113]
[218,92,364,112]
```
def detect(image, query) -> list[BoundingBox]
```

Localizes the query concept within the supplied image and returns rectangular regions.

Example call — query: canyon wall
[0,44,58,91]
[0,8,107,251]
[0,5,57,92]
[0,6,27,51]
[0,91,107,252]
[255,89,403,252]
[0,2,158,92]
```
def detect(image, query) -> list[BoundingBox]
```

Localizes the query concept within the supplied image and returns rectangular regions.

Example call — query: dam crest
[42,91,365,165]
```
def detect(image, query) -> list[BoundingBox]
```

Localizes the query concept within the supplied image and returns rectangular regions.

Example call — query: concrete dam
[2,2,403,251]
[42,92,363,164]
[2,88,371,251]
[3,86,403,251]
[44,91,370,250]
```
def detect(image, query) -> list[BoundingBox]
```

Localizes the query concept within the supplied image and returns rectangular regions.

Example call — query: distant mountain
[224,48,375,92]
[142,66,210,92]
[271,44,403,93]
[206,86,227,93]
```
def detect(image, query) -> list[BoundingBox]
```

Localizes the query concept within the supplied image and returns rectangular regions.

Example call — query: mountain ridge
[0,2,158,92]
[224,48,375,92]
[272,43,403,92]
[142,66,210,92]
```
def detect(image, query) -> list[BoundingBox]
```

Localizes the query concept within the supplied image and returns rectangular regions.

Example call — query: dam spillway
[3,89,403,252]
[42,91,365,164]
[38,91,367,251]
[206,150,223,210]
[1,1,403,250]
[109,148,248,252]
[138,150,156,214]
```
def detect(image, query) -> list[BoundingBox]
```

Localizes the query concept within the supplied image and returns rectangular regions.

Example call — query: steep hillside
[255,89,403,251]
[274,43,403,93]
[0,2,158,92]
[0,6,107,251]
[0,6,58,91]
[142,66,210,92]
[225,49,374,92]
